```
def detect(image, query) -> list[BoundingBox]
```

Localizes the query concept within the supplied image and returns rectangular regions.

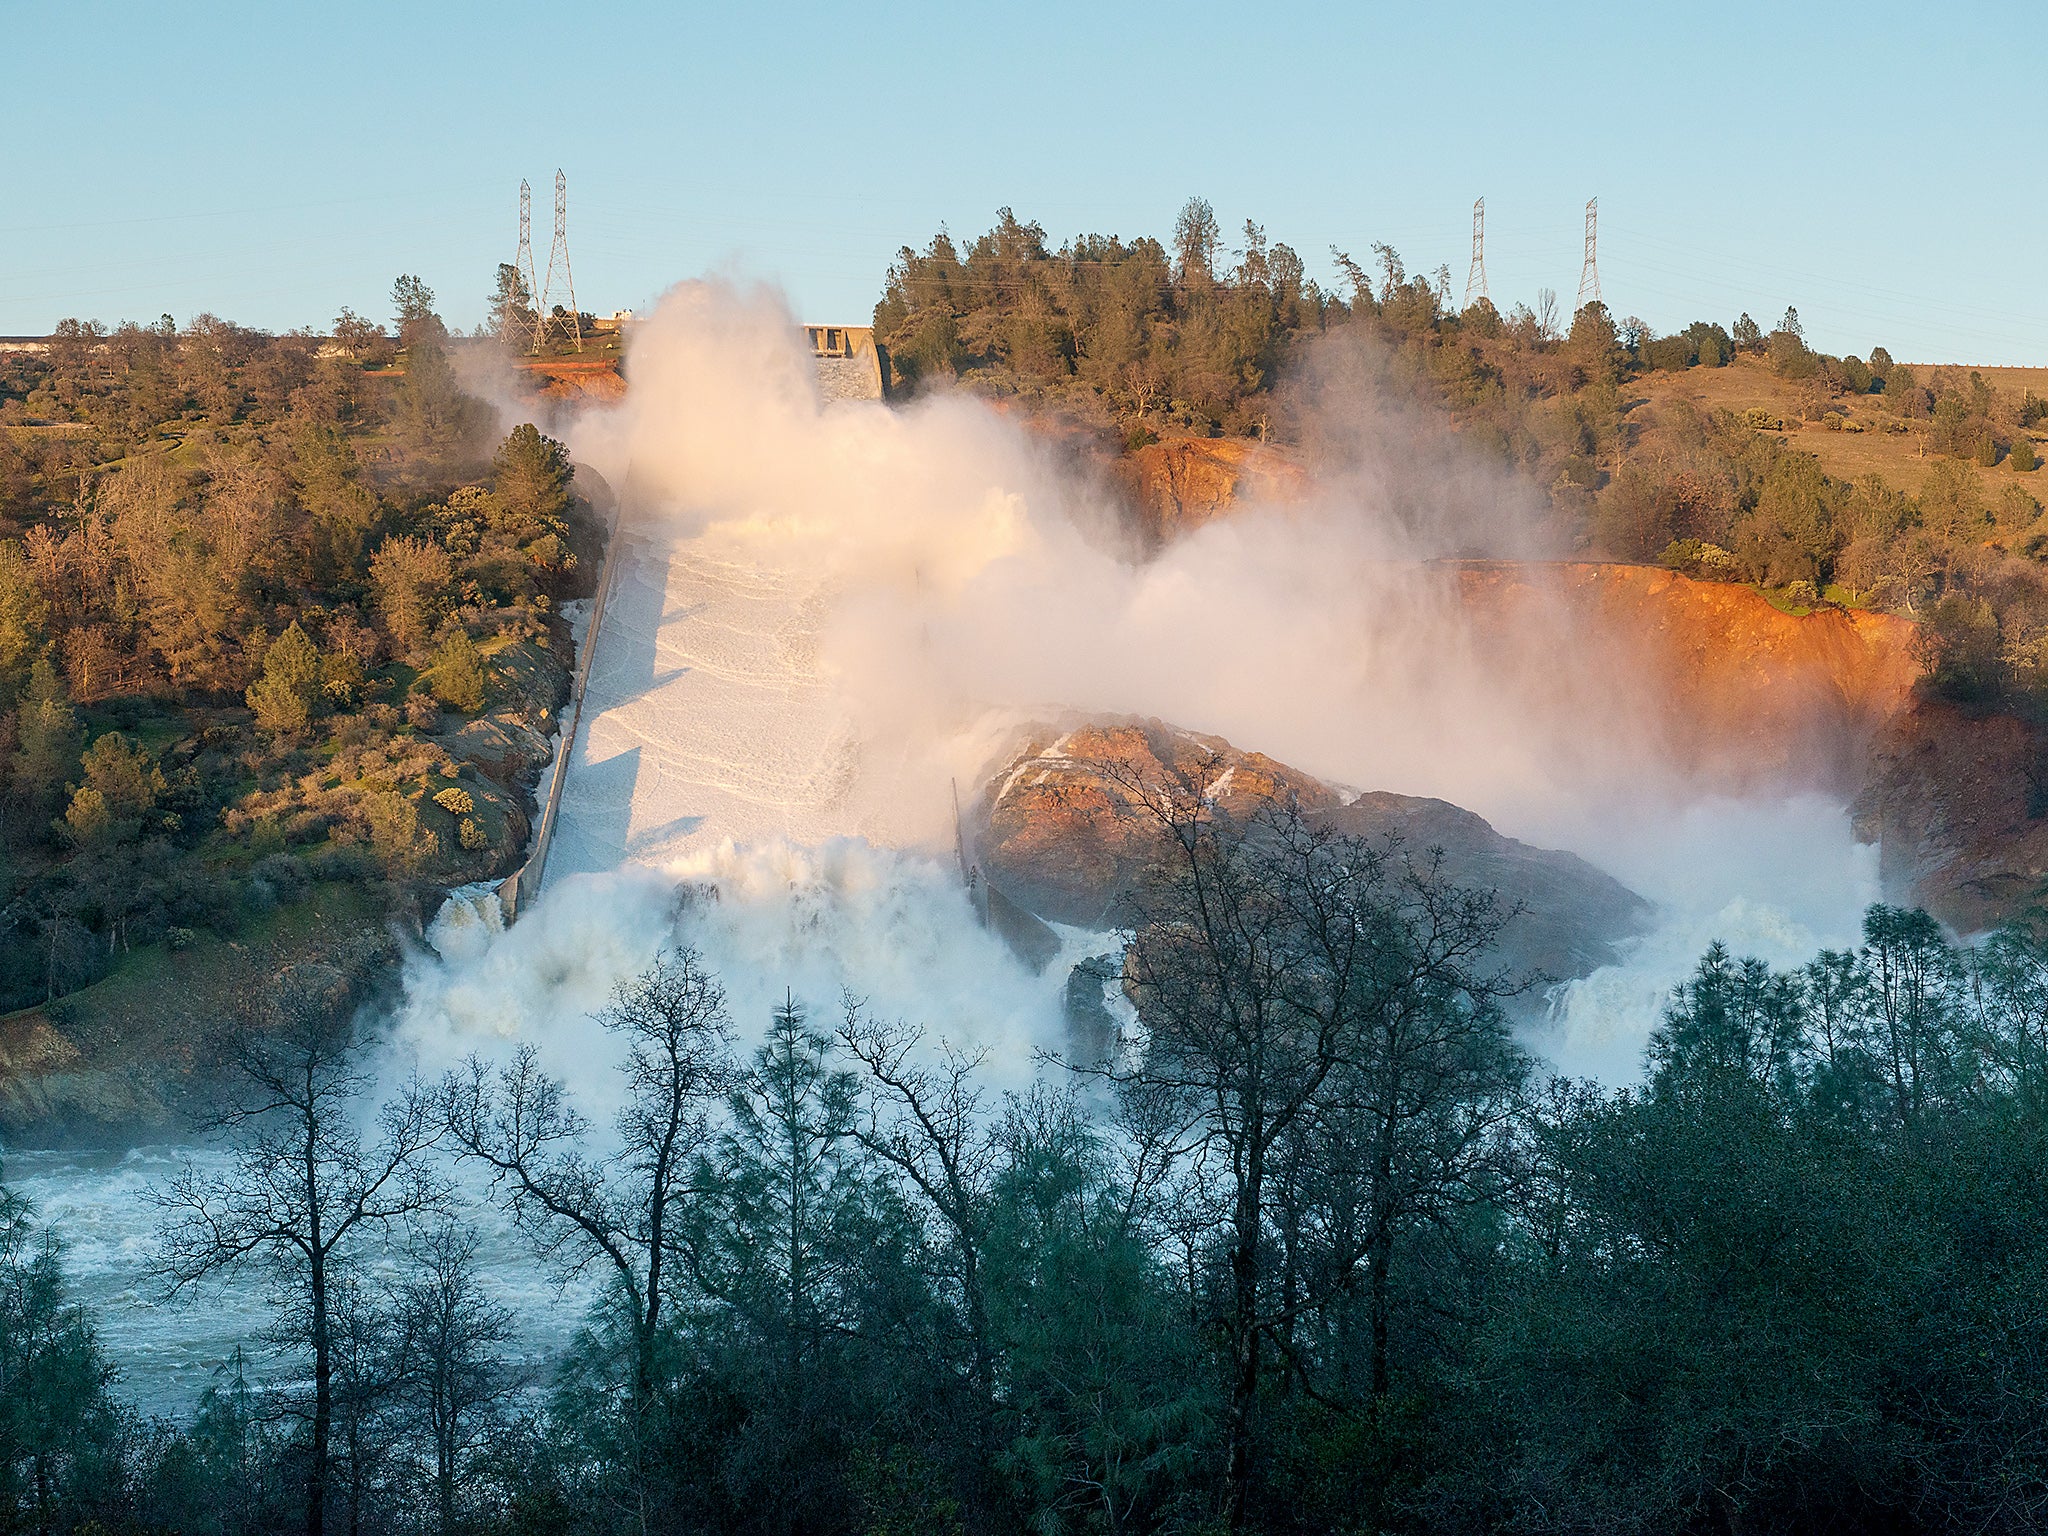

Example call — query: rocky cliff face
[1855,699,2048,932]
[1441,563,2048,932]
[967,718,1652,994]
[1110,437,1309,543]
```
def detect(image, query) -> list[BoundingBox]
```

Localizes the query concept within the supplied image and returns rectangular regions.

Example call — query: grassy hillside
[1634,353,2047,503]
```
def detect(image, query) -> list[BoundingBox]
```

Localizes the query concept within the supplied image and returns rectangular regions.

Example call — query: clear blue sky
[4,1,2041,363]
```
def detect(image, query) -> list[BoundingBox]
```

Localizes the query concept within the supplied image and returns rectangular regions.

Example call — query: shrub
[63,785,110,845]
[457,816,488,851]
[363,791,436,873]
[247,671,311,734]
[2014,438,2040,473]
[433,786,475,816]
[1643,335,1695,371]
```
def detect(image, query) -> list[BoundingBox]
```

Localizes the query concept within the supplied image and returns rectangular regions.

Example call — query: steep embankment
[0,628,573,1147]
[1449,562,1920,795]
[1857,701,2048,933]
[1444,563,2048,930]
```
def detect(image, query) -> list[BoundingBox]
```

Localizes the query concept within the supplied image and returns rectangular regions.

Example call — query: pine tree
[12,659,80,814]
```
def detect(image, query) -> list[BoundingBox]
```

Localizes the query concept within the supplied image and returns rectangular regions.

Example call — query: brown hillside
[1631,354,2045,500]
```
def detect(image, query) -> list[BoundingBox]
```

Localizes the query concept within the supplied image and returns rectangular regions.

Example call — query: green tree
[0,543,47,697]
[12,658,81,816]
[0,1169,126,1532]
[64,732,161,843]
[246,620,324,735]
[491,424,573,536]
[391,274,445,349]
[425,628,486,714]
[368,535,454,660]
[486,264,537,350]
[1914,592,2003,702]
[390,343,487,464]
[1920,458,1989,539]
[1172,196,1222,287]
[2013,437,2039,472]
[984,1088,1207,1536]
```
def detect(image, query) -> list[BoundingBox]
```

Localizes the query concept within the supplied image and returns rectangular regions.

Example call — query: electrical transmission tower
[515,180,541,352]
[1577,197,1602,310]
[1464,197,1488,308]
[536,169,583,354]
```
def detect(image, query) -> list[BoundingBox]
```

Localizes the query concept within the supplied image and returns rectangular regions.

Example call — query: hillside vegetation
[0,280,600,1011]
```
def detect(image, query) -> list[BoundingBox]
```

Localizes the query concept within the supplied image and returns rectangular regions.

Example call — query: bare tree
[152,995,445,1536]
[388,1219,522,1536]
[838,1006,1005,1507]
[443,948,732,1535]
[1074,758,1518,1531]
[840,1011,1001,1384]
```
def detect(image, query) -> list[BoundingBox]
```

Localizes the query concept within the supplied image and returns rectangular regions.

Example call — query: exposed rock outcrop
[1112,436,1309,542]
[1445,561,1920,797]
[967,718,1652,993]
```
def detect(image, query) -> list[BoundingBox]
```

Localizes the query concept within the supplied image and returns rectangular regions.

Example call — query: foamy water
[7,1148,588,1413]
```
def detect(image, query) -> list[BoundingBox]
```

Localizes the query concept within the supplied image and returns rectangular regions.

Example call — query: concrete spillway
[542,518,864,884]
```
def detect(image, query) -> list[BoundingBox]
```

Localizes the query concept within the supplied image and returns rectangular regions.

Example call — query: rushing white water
[15,275,1895,1406]
[7,1148,589,1413]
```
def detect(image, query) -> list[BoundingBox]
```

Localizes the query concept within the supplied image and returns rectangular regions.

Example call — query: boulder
[967,717,1652,992]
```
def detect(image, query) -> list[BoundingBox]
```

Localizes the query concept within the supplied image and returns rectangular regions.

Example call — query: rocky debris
[429,633,570,881]
[966,717,1652,998]
[437,714,553,791]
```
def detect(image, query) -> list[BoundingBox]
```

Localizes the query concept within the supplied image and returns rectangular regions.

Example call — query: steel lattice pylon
[536,169,583,354]
[1577,197,1602,310]
[1464,198,1488,309]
